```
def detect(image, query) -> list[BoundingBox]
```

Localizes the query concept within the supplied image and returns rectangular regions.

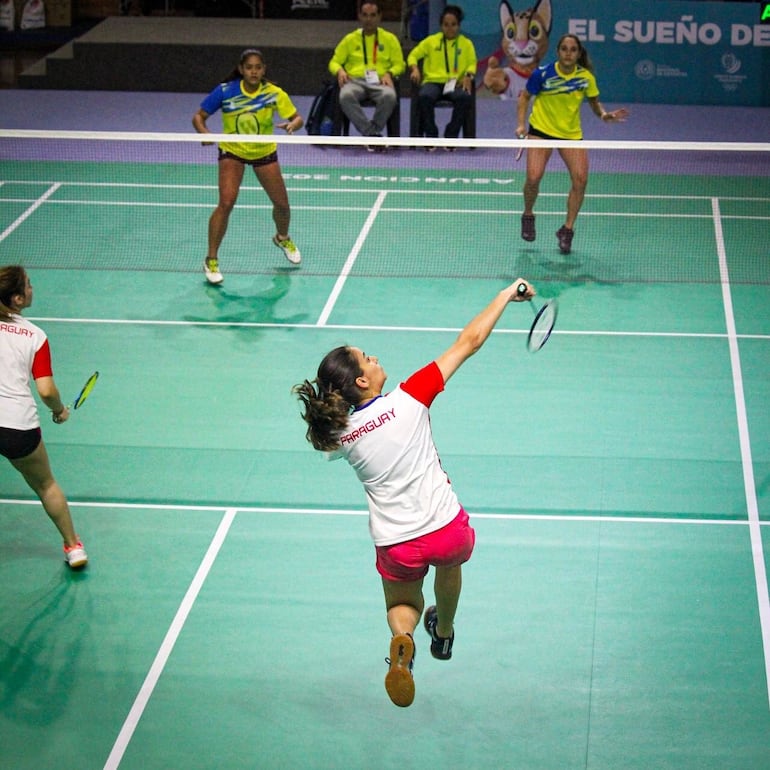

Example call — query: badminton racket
[67,371,99,410]
[517,284,557,352]
[515,133,527,162]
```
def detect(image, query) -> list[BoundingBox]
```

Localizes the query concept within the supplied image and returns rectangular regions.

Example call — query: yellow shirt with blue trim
[526,61,599,140]
[200,78,297,161]
[329,27,405,79]
[406,32,477,84]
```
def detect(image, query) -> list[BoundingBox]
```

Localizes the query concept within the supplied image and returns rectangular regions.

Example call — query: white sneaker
[272,235,301,265]
[204,258,224,285]
[64,540,88,569]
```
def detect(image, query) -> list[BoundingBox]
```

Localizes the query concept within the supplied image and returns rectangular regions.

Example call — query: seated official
[407,4,476,141]
[328,0,405,140]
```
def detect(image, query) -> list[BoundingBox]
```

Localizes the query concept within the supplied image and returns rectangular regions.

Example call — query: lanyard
[442,36,459,74]
[362,30,378,66]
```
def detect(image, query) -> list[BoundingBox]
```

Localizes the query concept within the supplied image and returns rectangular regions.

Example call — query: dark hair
[292,346,363,451]
[223,48,267,84]
[441,5,464,24]
[556,33,593,72]
[0,264,26,322]
[360,0,381,12]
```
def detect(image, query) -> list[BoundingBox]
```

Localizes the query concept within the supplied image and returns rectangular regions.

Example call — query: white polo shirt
[0,314,52,430]
[336,361,461,546]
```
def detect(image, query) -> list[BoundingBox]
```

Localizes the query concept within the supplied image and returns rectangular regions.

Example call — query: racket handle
[517,282,540,315]
[517,283,537,313]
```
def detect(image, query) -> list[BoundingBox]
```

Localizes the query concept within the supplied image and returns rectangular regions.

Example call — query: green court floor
[1,156,769,768]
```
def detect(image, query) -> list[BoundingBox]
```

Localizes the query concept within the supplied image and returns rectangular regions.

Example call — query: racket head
[72,371,99,410]
[527,300,558,352]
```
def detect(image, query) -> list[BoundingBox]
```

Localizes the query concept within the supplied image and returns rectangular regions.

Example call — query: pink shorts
[375,508,475,582]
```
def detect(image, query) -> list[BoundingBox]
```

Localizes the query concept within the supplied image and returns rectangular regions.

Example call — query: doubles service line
[102,507,237,770]
[712,196,770,709]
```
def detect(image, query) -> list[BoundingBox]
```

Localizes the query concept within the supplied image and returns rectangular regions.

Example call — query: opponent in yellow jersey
[516,34,629,254]
[525,60,599,140]
[200,77,299,161]
[193,49,304,281]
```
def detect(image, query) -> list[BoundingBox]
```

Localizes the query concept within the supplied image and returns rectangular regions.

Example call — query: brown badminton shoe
[384,633,415,707]
[556,225,574,254]
[521,214,536,241]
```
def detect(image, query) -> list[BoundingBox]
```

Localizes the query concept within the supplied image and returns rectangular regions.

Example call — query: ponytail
[293,346,363,451]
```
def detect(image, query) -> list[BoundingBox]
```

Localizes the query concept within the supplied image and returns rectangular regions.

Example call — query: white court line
[0,198,770,222]
[4,179,770,203]
[316,189,388,327]
[2,497,769,527]
[712,196,770,709]
[102,507,237,770]
[0,182,61,242]
[23,316,770,342]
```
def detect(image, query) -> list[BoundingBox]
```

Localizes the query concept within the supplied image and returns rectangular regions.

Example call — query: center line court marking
[316,190,388,327]
[102,508,237,770]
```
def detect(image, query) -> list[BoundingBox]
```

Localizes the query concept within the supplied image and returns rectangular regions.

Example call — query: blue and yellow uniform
[200,78,298,161]
[406,31,476,84]
[329,27,405,79]
[526,61,599,140]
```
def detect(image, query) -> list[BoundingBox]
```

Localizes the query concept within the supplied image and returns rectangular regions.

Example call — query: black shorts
[218,149,279,167]
[528,125,579,141]
[0,426,41,460]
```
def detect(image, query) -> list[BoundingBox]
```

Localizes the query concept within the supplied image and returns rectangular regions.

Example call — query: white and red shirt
[0,314,52,429]
[335,361,460,546]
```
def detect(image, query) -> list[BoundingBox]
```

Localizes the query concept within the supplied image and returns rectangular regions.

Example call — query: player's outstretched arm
[435,279,535,383]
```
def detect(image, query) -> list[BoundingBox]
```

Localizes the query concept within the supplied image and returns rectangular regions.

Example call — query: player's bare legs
[11,441,79,546]
[433,564,461,638]
[382,578,424,636]
[558,146,589,230]
[208,156,245,260]
[521,145,553,241]
[522,145,552,216]
[382,578,423,707]
[254,160,291,239]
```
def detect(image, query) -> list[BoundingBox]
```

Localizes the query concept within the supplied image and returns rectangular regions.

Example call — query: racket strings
[72,372,99,410]
[527,301,558,352]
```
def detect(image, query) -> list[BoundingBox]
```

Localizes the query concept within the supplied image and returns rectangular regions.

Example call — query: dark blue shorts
[0,426,41,460]
[528,125,579,141]
[218,149,279,167]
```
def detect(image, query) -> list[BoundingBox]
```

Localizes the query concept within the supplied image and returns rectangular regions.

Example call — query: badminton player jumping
[293,278,535,707]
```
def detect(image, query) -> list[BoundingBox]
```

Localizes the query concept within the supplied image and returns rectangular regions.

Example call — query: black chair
[333,82,401,137]
[409,79,476,139]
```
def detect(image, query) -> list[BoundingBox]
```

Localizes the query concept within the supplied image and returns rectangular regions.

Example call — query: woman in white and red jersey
[0,266,87,569]
[294,278,535,707]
